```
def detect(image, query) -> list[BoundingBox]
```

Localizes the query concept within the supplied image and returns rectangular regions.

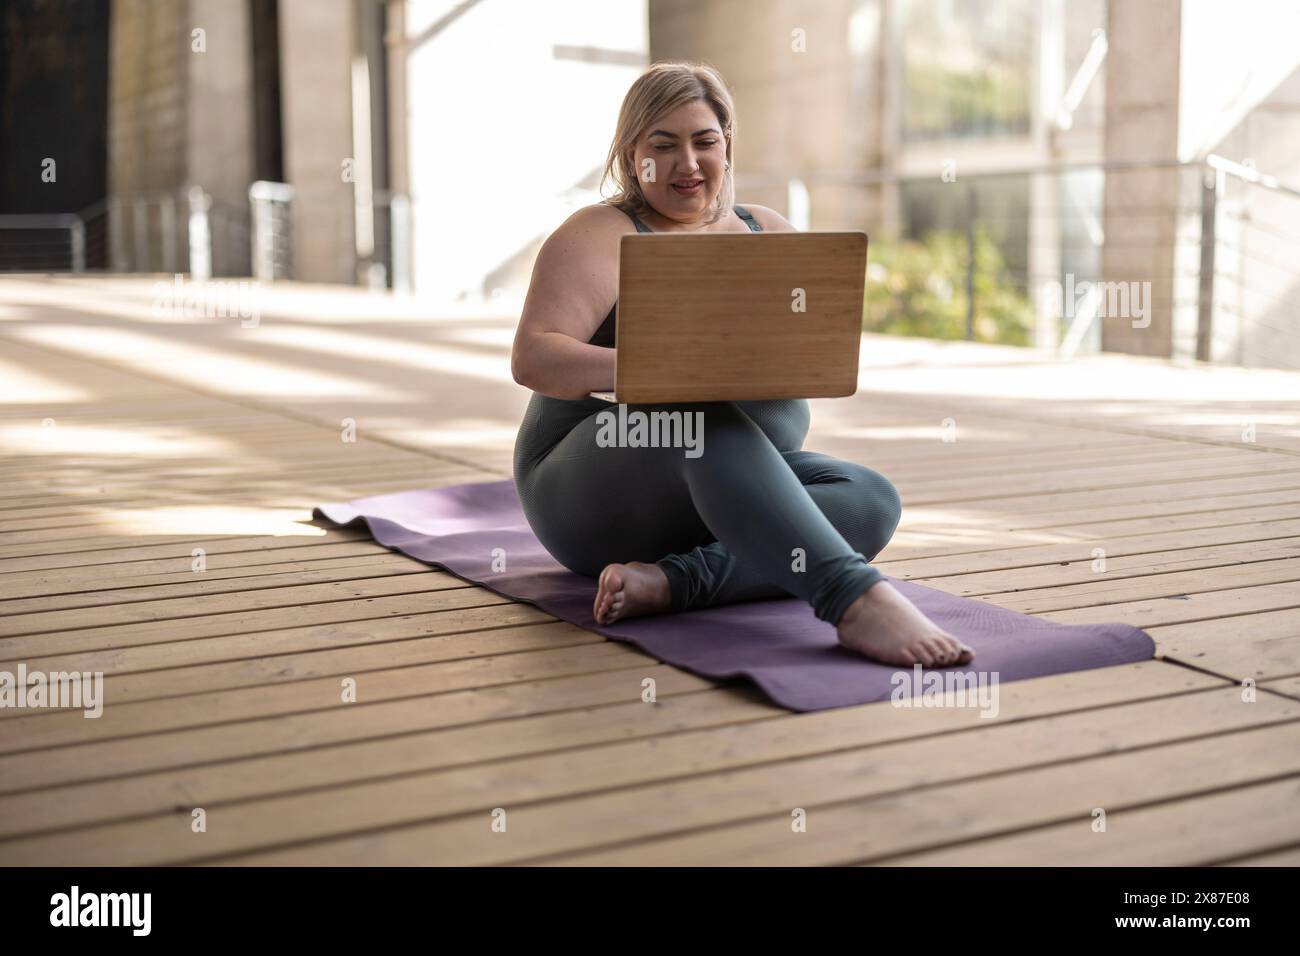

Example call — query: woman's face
[630,99,729,224]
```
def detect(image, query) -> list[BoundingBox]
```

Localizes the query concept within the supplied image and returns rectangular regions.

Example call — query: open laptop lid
[596,231,866,403]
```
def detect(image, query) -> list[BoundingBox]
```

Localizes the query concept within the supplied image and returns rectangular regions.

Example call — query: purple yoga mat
[314,479,1155,712]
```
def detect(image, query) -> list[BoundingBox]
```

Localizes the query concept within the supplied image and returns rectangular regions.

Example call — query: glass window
[901,0,1036,142]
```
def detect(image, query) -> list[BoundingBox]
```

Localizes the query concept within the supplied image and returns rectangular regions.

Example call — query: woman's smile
[670,178,704,196]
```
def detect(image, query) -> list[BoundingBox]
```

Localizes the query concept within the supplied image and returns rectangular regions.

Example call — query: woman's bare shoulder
[738,203,798,232]
[529,204,624,275]
[531,204,630,275]
[550,203,634,244]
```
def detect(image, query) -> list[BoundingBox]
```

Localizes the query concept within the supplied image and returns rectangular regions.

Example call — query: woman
[511,61,973,668]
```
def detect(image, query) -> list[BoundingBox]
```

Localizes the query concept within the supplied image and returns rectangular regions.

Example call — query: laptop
[590,230,868,403]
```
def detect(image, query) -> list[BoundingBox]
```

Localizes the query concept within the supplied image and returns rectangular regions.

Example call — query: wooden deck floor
[1,275,1299,866]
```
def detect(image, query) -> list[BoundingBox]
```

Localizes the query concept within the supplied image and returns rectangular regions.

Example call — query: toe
[921,638,948,665]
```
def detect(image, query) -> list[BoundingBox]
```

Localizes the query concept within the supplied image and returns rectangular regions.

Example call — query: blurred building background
[2,0,1298,368]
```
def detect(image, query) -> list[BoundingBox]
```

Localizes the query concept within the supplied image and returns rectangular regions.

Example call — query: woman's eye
[696,140,718,147]
[653,144,674,151]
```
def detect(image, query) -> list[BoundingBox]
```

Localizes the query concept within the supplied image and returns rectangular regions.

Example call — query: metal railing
[249,180,294,281]
[737,156,1300,370]
[0,211,92,272]
[0,185,412,291]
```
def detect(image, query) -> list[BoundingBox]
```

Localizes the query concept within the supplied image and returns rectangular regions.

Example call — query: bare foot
[594,561,672,625]
[837,580,974,667]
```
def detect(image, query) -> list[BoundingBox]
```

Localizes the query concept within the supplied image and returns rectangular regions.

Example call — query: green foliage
[863,229,1034,345]
[902,62,1032,141]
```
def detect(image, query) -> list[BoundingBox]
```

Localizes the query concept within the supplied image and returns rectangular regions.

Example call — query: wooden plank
[874,443,1249,484]
[0,528,375,574]
[0,641,656,753]
[0,470,491,515]
[1004,487,1300,532]
[913,537,1300,597]
[0,583,499,660]
[1260,675,1300,702]
[827,379,1300,456]
[977,482,1300,531]
[883,775,1300,866]
[4,602,558,684]
[0,452,452,486]
[0,660,1217,851]
[1225,844,1300,866]
[0,449,483,487]
[0,686,774,840]
[987,556,1300,615]
[0,539,392,588]
[0,665,722,793]
[996,500,1300,541]
[5,276,1298,869]
[817,433,1164,467]
[894,455,1299,505]
[1044,580,1300,628]
[835,442,1177,479]
[16,678,1287,867]
[0,573,464,638]
[0,462,482,516]
[533,721,1300,868]
[0,553,426,613]
[0,453,482,493]
[886,502,1300,567]
[887,523,1300,584]
[1147,610,1300,681]
[0,528,351,561]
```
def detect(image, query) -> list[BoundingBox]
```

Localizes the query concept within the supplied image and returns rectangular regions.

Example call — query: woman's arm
[511,206,622,400]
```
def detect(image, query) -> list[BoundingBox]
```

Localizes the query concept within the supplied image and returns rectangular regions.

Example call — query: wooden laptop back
[615,231,867,402]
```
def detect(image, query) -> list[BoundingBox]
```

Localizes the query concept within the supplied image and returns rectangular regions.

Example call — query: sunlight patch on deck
[8,324,406,399]
[387,419,519,449]
[0,356,93,403]
[249,325,515,384]
[822,423,1027,442]
[96,506,325,537]
[854,356,1300,403]
[0,422,237,458]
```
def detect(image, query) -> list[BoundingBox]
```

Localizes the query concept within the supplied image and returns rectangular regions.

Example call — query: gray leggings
[514,399,901,625]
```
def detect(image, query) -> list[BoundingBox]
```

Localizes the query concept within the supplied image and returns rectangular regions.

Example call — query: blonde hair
[601,61,737,224]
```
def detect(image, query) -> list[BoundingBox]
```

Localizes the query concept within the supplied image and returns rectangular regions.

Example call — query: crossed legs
[517,400,973,666]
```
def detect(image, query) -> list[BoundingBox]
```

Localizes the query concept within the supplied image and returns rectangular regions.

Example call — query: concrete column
[187,0,257,275]
[187,0,256,211]
[1099,0,1182,356]
[648,0,888,231]
[385,1,410,200]
[278,0,356,283]
[1029,0,1063,352]
[107,0,189,270]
